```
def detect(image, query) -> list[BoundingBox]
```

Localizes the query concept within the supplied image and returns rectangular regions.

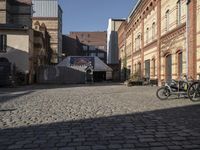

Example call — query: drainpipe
[186,0,190,77]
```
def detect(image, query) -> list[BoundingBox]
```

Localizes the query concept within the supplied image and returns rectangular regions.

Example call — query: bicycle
[187,75,200,102]
[156,75,191,100]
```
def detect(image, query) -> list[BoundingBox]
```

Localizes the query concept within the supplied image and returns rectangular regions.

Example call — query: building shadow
[0,104,200,149]
[0,82,124,95]
[0,90,35,104]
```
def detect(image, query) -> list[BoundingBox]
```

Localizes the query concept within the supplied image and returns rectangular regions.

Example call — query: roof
[128,0,141,21]
[57,56,112,72]
[109,18,126,22]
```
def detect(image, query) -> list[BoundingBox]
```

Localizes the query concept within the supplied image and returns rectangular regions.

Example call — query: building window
[135,64,137,73]
[152,58,156,77]
[90,53,96,57]
[138,62,141,77]
[83,45,88,51]
[89,46,95,51]
[98,53,104,58]
[136,34,141,51]
[152,22,156,40]
[166,9,170,31]
[138,35,141,49]
[178,52,183,78]
[0,35,7,53]
[146,28,149,44]
[98,46,105,50]
[177,0,182,25]
[145,59,150,78]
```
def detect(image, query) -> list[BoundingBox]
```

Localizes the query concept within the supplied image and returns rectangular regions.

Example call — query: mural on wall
[70,57,95,68]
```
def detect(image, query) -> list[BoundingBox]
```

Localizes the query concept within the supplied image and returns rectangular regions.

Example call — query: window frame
[165,9,170,31]
[146,28,149,44]
[177,0,182,25]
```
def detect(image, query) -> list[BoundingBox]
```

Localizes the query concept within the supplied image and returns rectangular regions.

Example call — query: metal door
[145,59,150,78]
[166,54,172,82]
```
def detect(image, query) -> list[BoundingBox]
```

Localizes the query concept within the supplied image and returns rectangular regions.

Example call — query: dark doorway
[0,57,11,86]
[86,69,93,82]
[145,59,150,78]
[93,71,106,82]
[178,52,183,78]
[166,54,172,82]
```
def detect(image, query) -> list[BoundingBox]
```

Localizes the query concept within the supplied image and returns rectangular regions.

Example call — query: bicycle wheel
[156,87,170,100]
[188,82,200,102]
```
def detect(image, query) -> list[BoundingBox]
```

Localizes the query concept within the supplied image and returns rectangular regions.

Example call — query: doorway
[166,54,172,82]
[0,57,11,86]
[145,59,150,78]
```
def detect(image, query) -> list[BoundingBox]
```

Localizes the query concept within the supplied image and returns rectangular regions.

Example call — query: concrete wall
[107,19,125,64]
[38,66,86,84]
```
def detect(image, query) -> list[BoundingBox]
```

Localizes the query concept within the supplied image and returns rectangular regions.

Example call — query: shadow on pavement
[0,82,124,93]
[0,104,200,149]
[0,91,34,104]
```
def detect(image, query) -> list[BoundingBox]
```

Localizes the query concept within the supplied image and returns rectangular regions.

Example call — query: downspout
[186,0,190,76]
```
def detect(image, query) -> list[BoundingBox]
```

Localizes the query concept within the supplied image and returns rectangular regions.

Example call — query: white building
[107,18,125,65]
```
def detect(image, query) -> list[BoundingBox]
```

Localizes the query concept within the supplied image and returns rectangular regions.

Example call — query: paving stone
[0,84,200,149]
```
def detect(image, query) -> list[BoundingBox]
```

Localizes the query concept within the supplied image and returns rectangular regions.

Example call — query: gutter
[186,0,190,76]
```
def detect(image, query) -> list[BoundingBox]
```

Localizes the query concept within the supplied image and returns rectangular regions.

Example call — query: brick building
[63,31,107,63]
[32,0,63,64]
[118,0,200,83]
[0,0,51,85]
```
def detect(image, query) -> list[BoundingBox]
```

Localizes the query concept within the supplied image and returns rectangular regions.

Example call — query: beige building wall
[144,6,157,45]
[119,0,199,82]
[161,0,186,36]
[160,0,187,80]
[0,0,6,23]
[0,33,30,73]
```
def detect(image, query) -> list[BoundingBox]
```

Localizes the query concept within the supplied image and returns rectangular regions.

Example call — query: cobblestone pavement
[0,83,200,150]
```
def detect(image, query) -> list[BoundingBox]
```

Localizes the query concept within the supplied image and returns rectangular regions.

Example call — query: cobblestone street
[0,83,200,150]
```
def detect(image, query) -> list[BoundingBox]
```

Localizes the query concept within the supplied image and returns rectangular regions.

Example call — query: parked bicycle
[187,75,200,102]
[156,75,191,100]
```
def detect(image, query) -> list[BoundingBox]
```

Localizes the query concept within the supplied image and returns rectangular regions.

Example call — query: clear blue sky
[59,0,138,34]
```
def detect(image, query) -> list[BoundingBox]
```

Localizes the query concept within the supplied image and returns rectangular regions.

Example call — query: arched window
[137,34,141,50]
[146,28,149,44]
[135,34,141,51]
[152,22,156,40]
[177,0,182,25]
[166,9,170,31]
